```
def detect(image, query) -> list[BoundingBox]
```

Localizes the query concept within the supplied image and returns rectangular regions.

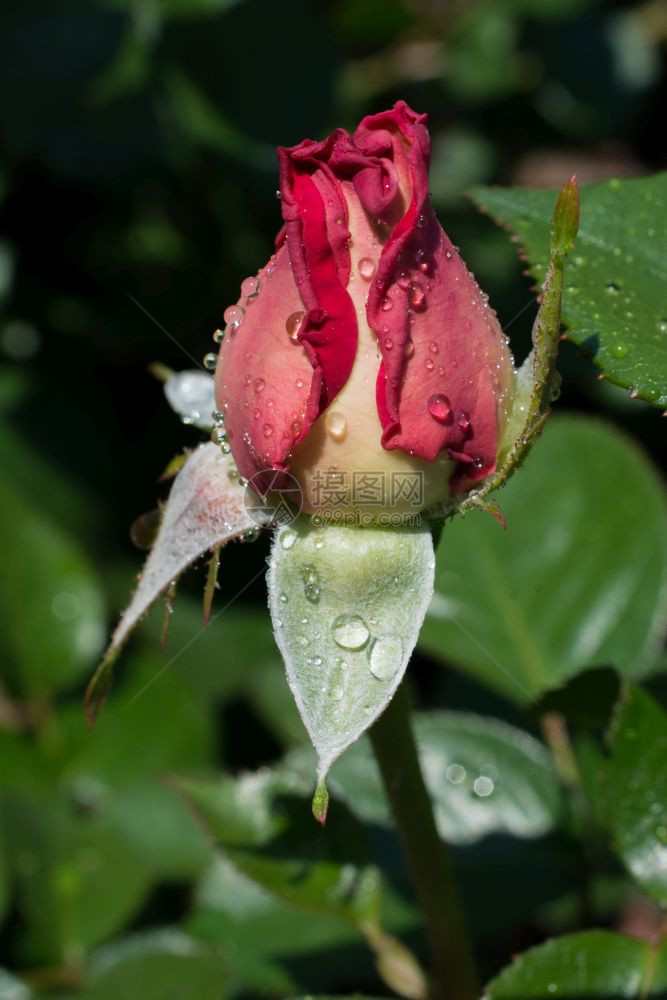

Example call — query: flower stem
[369,683,478,1000]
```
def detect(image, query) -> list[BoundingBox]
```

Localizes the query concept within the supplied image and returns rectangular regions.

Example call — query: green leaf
[470,172,667,408]
[320,711,563,845]
[61,654,215,879]
[187,857,363,994]
[174,769,381,931]
[1,795,152,966]
[77,930,228,1000]
[0,479,105,697]
[420,415,667,703]
[267,521,435,787]
[599,684,667,906]
[0,825,8,926]
[485,929,667,997]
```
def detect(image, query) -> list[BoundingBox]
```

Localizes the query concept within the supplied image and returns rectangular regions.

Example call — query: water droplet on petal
[203,353,217,370]
[425,358,434,371]
[472,455,485,470]
[224,305,245,328]
[263,422,274,437]
[286,311,305,341]
[404,338,415,359]
[428,394,451,423]
[417,214,426,228]
[212,328,224,344]
[368,635,403,680]
[429,341,438,354]
[457,410,471,432]
[254,377,265,393]
[397,272,410,290]
[381,296,393,312]
[241,276,260,298]
[358,257,376,280]
[612,343,629,359]
[325,411,347,441]
[332,615,370,650]
[409,283,426,309]
[384,337,393,350]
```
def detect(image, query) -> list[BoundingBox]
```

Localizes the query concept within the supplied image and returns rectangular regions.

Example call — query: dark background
[0,0,665,995]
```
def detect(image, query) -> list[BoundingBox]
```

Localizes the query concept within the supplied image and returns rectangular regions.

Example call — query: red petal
[214,244,314,483]
[278,135,358,413]
[359,102,513,491]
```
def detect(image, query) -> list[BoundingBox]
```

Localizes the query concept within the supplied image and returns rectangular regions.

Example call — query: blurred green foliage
[0,0,665,996]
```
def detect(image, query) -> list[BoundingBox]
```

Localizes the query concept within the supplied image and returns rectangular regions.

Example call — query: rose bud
[215,101,515,515]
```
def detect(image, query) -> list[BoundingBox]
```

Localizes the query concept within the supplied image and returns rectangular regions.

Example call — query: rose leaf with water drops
[599,683,667,907]
[485,930,667,998]
[421,415,667,703]
[470,172,667,409]
[267,520,435,819]
[84,443,255,726]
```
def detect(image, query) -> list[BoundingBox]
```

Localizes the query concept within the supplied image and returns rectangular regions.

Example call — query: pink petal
[215,244,314,484]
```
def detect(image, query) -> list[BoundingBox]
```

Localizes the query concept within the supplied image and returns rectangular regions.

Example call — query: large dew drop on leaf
[267,520,435,796]
[85,443,255,724]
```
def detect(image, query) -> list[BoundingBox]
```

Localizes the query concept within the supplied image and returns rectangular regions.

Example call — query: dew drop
[457,410,471,432]
[212,328,224,344]
[381,296,393,312]
[416,214,426,229]
[301,564,321,604]
[263,422,274,437]
[473,775,494,797]
[332,614,370,650]
[612,343,629,359]
[409,282,426,309]
[605,282,621,294]
[286,311,305,341]
[223,305,245,328]
[429,341,438,354]
[368,635,403,680]
[254,377,265,393]
[295,377,304,389]
[404,338,415,359]
[397,272,411,290]
[325,411,347,442]
[384,337,393,350]
[241,276,260,299]
[358,256,376,280]
[280,529,296,550]
[446,763,466,784]
[203,352,217,370]
[425,358,435,371]
[472,456,485,470]
[428,394,451,423]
